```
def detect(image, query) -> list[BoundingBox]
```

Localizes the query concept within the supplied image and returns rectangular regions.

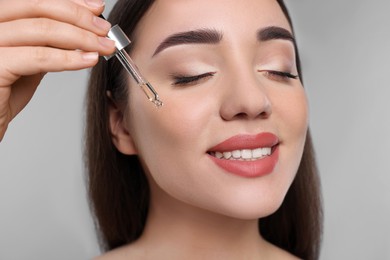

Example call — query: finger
[69,0,106,16]
[0,47,100,86]
[0,0,110,37]
[0,18,115,56]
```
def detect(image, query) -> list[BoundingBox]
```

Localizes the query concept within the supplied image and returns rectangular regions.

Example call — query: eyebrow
[152,26,295,57]
[152,29,222,57]
[257,26,295,44]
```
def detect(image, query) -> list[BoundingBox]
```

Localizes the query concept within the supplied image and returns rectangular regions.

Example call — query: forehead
[132,0,291,53]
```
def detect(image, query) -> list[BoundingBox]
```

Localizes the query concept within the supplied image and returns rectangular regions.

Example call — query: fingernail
[82,52,99,61]
[93,16,111,31]
[98,37,115,48]
[85,0,105,8]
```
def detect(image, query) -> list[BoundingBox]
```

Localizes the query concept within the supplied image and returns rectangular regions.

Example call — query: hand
[0,0,116,141]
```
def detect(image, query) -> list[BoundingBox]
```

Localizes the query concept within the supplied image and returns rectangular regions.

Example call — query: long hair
[85,1,322,259]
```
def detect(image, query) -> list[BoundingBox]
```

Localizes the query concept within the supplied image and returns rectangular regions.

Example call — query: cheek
[273,85,308,178]
[126,84,216,188]
[274,86,309,140]
[129,89,213,151]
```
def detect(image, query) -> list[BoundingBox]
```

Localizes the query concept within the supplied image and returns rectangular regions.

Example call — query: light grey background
[0,1,389,259]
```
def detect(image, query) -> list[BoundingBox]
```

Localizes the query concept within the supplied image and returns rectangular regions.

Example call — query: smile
[208,147,272,161]
[207,132,279,178]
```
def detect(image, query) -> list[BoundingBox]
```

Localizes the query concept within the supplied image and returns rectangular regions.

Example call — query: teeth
[241,149,252,159]
[232,150,241,159]
[211,147,272,161]
[252,148,263,158]
[253,148,271,159]
[223,151,232,159]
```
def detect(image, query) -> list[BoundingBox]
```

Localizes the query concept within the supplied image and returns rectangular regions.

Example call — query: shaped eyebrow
[152,29,222,57]
[152,26,295,57]
[257,26,295,44]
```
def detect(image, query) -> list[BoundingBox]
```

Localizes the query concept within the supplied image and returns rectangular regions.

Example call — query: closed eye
[171,72,216,86]
[259,70,299,82]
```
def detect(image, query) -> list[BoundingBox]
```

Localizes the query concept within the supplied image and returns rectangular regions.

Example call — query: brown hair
[85,1,323,259]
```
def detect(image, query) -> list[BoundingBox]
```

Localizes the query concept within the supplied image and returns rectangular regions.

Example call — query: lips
[207,132,279,178]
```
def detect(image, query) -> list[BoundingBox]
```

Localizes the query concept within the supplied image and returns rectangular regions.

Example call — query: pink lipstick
[208,132,279,178]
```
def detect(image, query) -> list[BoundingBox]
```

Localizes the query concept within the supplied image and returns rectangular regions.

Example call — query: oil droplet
[152,99,163,108]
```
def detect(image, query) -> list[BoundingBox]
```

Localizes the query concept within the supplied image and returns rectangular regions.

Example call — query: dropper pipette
[100,14,163,107]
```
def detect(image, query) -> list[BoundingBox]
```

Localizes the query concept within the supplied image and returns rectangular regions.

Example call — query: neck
[135,181,272,259]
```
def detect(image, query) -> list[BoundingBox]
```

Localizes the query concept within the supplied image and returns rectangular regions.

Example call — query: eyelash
[171,70,298,86]
[260,70,299,81]
[172,72,216,86]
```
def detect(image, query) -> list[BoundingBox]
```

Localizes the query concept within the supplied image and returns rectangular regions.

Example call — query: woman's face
[114,0,308,219]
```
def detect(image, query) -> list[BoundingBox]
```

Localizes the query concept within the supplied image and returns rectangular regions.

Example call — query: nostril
[235,112,247,119]
[232,110,270,120]
[259,110,270,119]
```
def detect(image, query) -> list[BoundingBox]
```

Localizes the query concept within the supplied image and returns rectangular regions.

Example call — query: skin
[107,0,308,259]
[0,0,115,141]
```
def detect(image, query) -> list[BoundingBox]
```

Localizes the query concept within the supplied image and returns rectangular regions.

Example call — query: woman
[0,0,322,259]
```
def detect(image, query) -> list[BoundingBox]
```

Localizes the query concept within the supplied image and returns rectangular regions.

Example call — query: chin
[201,189,288,220]
[230,201,283,220]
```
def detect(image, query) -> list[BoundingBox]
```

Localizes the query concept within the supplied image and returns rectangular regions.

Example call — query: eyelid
[256,54,296,73]
[257,70,299,82]
[263,70,298,78]
[171,72,216,86]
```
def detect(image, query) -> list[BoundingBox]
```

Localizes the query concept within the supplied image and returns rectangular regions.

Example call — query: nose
[219,69,272,121]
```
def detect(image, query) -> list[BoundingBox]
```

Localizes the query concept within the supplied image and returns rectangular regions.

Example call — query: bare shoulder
[94,243,146,260]
[273,249,301,260]
[265,241,301,260]
[263,240,302,260]
[94,240,301,260]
